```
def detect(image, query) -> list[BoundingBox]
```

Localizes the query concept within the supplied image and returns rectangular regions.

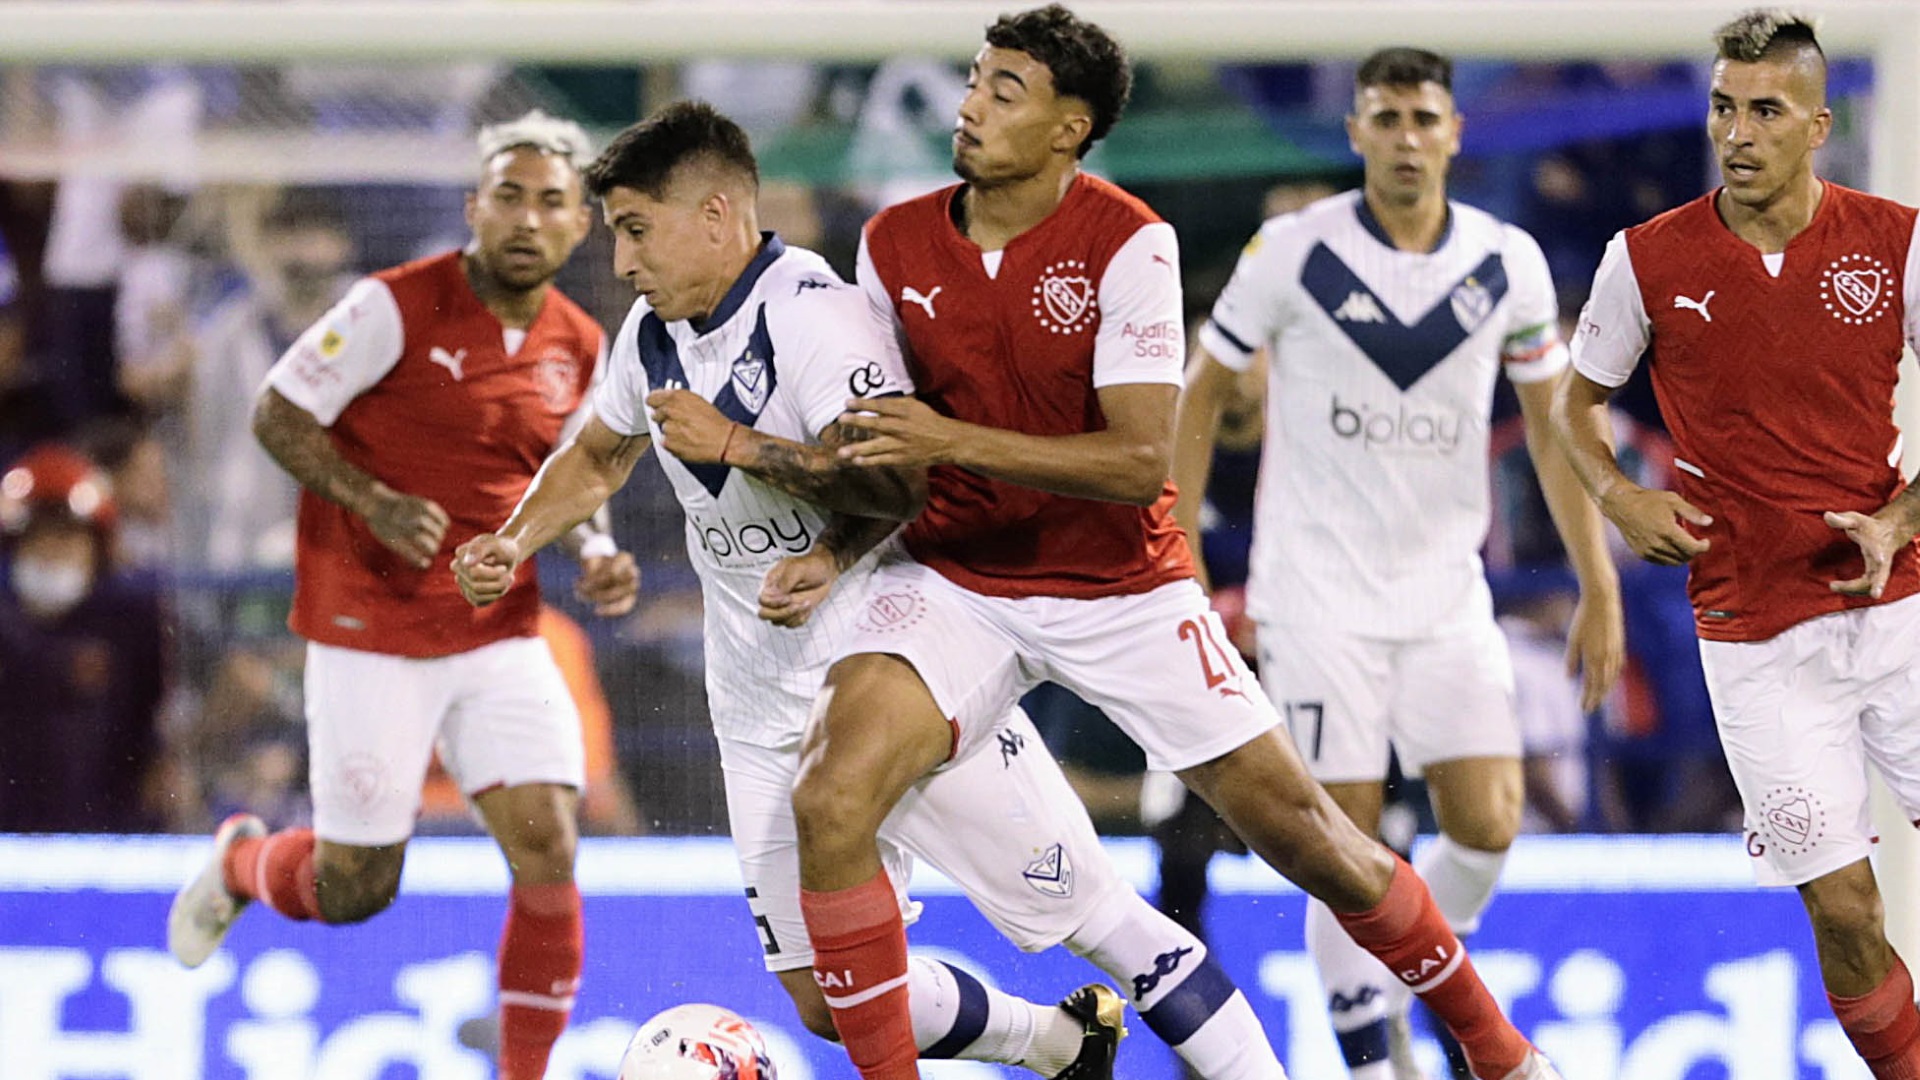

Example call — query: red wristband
[720,422,743,466]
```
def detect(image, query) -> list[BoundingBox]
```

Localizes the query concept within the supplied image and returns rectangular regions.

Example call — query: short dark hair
[985,4,1132,158]
[1714,8,1825,65]
[1355,47,1453,94]
[583,100,759,202]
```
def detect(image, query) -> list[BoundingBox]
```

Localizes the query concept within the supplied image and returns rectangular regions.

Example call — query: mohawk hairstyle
[1714,8,1824,64]
[985,4,1132,158]
[477,109,595,171]
[583,100,759,201]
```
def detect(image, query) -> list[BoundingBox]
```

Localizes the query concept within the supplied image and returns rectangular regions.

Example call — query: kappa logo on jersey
[1333,291,1388,324]
[1673,291,1715,323]
[997,727,1025,768]
[533,347,583,412]
[1033,260,1096,334]
[1822,253,1895,325]
[856,587,925,632]
[901,285,942,319]
[1022,842,1074,898]
[428,346,467,381]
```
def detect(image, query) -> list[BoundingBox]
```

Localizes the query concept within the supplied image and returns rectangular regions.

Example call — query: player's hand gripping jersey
[594,236,910,747]
[267,251,604,656]
[859,174,1192,600]
[1574,183,1920,641]
[1202,191,1567,638]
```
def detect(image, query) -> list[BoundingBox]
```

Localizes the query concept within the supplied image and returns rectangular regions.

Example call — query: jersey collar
[692,231,785,335]
[1355,194,1453,254]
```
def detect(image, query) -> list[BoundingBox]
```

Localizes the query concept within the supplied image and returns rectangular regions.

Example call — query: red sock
[1336,855,1530,1078]
[800,870,918,1080]
[498,882,583,1080]
[223,829,324,922]
[1830,956,1920,1079]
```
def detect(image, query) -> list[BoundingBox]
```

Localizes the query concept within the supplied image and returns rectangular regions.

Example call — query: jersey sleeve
[775,271,912,439]
[590,302,653,438]
[1570,232,1652,389]
[263,277,405,425]
[1904,214,1920,354]
[1499,225,1570,385]
[1199,218,1289,374]
[855,232,916,396]
[1092,221,1185,389]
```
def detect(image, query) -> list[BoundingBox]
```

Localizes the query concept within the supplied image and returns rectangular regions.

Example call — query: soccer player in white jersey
[454,101,1287,1080]
[1173,48,1624,1080]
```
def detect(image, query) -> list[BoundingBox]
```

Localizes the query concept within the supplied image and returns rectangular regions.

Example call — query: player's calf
[313,840,406,924]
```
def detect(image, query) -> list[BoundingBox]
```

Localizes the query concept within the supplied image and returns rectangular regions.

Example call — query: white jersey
[594,235,912,748]
[1201,191,1566,639]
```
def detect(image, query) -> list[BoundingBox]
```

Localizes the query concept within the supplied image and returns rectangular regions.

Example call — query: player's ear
[1053,109,1092,157]
[1808,105,1833,151]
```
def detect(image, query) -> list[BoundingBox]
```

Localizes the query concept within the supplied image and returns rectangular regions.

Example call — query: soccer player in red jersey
[788,6,1560,1079]
[166,111,639,1080]
[1555,11,1920,1078]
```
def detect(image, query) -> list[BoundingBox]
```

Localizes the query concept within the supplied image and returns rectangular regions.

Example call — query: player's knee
[498,812,578,881]
[790,764,883,850]
[314,856,403,924]
[1804,872,1887,947]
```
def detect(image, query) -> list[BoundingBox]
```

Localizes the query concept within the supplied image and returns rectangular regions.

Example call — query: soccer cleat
[167,813,267,968]
[1052,983,1127,1080]
[1492,1050,1564,1080]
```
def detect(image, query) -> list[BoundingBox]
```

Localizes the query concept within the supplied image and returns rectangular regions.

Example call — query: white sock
[1306,896,1397,1079]
[906,955,1074,1075]
[1068,891,1287,1079]
[1414,834,1509,936]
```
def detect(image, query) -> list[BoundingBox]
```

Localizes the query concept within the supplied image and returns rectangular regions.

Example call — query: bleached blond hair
[476,109,594,171]
[1713,8,1823,64]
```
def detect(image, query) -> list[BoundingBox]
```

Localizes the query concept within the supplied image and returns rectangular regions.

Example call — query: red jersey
[858,174,1193,600]
[1572,184,1920,641]
[266,251,604,657]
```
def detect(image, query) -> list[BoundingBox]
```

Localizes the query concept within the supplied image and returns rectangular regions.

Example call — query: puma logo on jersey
[428,346,468,381]
[1673,291,1715,322]
[1332,291,1387,324]
[901,285,942,319]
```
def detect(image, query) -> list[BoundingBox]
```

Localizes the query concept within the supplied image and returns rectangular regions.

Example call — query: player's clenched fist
[576,550,641,617]
[365,487,451,569]
[454,533,522,607]
[647,388,738,464]
[1599,483,1712,566]
[758,548,838,628]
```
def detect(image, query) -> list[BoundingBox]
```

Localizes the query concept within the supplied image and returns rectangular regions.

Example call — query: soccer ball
[618,1003,779,1080]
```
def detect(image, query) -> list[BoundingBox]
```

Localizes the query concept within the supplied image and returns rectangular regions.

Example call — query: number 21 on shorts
[1177,615,1252,702]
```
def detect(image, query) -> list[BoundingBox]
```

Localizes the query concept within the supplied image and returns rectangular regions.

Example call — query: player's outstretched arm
[757,513,897,629]
[1516,375,1624,711]
[455,414,649,608]
[253,386,449,569]
[1552,371,1711,567]
[647,387,926,521]
[1171,345,1239,592]
[839,382,1177,507]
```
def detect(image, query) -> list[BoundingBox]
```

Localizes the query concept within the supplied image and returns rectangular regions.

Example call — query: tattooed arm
[647,387,926,521]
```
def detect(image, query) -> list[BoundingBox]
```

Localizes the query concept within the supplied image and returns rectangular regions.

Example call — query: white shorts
[1701,592,1920,887]
[1256,617,1519,783]
[305,638,585,846]
[836,560,1276,773]
[721,707,1126,972]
